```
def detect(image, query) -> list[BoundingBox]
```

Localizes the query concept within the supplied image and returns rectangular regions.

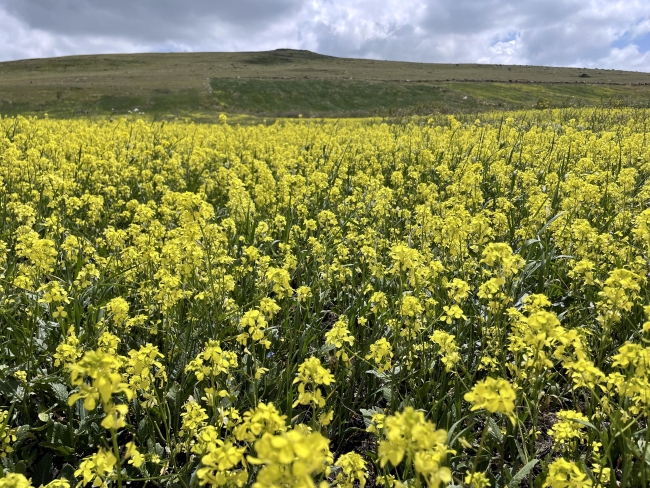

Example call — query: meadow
[1,107,650,487]
[2,49,650,120]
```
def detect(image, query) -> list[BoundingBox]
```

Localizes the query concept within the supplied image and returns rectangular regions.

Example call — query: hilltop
[1,48,649,120]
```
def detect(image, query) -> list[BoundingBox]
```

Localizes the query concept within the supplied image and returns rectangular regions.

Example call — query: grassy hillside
[1,48,650,120]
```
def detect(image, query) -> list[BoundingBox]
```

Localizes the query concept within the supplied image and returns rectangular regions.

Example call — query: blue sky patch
[492,31,519,46]
[634,31,650,53]
[612,29,650,53]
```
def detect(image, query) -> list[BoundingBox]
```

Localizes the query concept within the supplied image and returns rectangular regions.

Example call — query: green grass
[210,79,458,116]
[1,49,650,120]
[210,78,650,117]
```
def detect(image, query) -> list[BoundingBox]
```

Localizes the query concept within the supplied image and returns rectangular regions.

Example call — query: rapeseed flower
[248,426,332,488]
[292,357,334,408]
[3,109,650,485]
[541,459,591,487]
[464,377,517,425]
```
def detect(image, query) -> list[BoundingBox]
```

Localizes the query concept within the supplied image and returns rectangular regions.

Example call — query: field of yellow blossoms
[1,108,650,488]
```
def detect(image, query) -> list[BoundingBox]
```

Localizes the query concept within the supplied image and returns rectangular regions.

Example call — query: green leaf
[359,407,383,428]
[166,382,181,409]
[538,211,566,236]
[366,369,388,380]
[571,418,597,430]
[487,417,504,442]
[508,459,538,488]
[645,444,650,466]
[0,377,23,402]
[41,421,75,456]
[32,453,53,487]
[58,464,76,485]
[39,443,75,457]
[514,439,527,464]
[15,425,32,443]
[50,383,69,405]
[446,418,465,445]
[381,386,392,403]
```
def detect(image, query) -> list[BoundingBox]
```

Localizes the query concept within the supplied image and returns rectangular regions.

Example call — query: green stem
[111,429,123,488]
[470,417,491,481]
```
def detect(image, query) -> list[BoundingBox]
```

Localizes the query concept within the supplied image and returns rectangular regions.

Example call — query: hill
[1,48,650,120]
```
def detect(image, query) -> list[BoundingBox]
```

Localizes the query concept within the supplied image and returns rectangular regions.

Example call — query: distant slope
[1,49,649,120]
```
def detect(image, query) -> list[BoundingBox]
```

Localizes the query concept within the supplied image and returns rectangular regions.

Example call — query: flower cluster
[375,407,453,487]
[1,108,650,486]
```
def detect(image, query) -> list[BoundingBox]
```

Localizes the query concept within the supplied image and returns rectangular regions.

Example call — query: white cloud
[477,37,524,65]
[0,0,649,71]
[597,44,650,70]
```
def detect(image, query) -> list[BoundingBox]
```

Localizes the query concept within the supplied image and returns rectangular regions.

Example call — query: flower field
[1,108,650,487]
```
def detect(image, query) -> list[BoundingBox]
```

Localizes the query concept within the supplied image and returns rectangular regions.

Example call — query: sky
[1,0,650,71]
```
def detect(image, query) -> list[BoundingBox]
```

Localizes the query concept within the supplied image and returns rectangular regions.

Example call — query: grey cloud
[0,0,649,71]
[307,0,650,68]
[2,0,302,41]
[310,20,425,62]
[520,26,609,66]
[423,0,517,35]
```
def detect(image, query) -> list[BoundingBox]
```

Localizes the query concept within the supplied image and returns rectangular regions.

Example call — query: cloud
[0,0,649,71]
[599,44,650,71]
[3,0,302,40]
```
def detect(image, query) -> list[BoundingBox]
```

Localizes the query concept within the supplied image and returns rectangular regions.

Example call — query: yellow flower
[325,317,355,362]
[292,357,334,408]
[548,410,589,451]
[237,309,271,349]
[465,472,491,488]
[97,332,121,356]
[106,297,130,326]
[597,268,642,326]
[0,410,17,458]
[248,426,332,488]
[68,350,133,430]
[334,452,367,488]
[377,407,452,487]
[296,285,313,302]
[125,343,166,404]
[369,291,388,314]
[15,230,57,275]
[366,338,393,373]
[541,459,592,488]
[125,441,145,468]
[445,278,471,303]
[366,412,386,434]
[259,297,281,318]
[318,410,334,426]
[0,473,33,488]
[643,304,650,333]
[430,331,461,371]
[389,244,420,274]
[480,243,524,278]
[74,448,117,488]
[198,440,247,486]
[464,377,517,425]
[400,295,423,318]
[38,281,70,305]
[53,329,82,369]
[439,305,466,324]
[265,267,293,299]
[100,403,129,430]
[42,481,71,488]
[234,402,287,442]
[185,340,238,382]
[180,401,209,440]
[13,371,27,383]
